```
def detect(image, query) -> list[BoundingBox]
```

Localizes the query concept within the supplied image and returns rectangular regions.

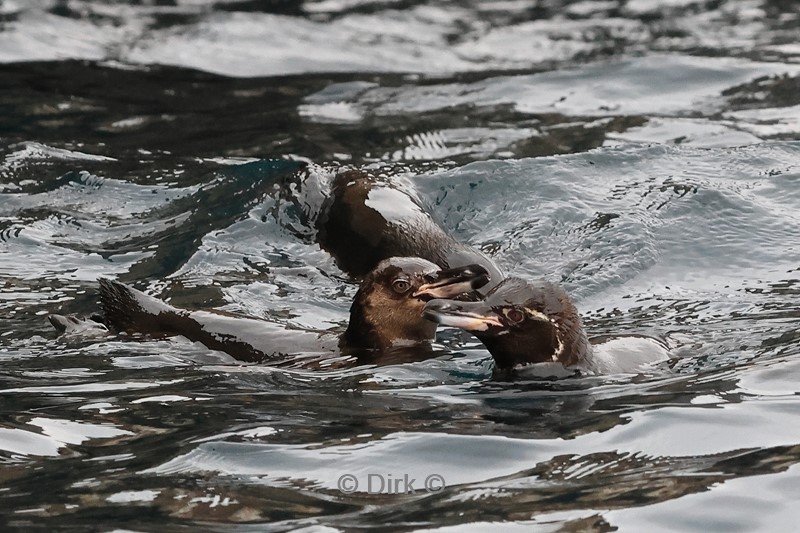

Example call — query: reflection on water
[2,0,800,531]
[2,0,799,75]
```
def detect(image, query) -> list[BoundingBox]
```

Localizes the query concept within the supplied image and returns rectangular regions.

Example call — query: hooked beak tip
[423,300,504,331]
[413,264,491,300]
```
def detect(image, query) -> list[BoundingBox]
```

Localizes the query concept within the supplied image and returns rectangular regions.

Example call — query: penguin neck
[554,316,593,368]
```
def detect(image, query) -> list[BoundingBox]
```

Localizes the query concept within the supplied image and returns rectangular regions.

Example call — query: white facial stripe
[523,308,564,362]
[551,333,564,361]
[526,309,549,322]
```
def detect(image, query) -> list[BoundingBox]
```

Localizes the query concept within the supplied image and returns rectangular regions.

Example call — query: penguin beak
[422,299,503,331]
[413,264,490,300]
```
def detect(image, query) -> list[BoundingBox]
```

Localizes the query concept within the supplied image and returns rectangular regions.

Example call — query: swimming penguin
[423,274,669,375]
[314,169,504,292]
[49,258,490,366]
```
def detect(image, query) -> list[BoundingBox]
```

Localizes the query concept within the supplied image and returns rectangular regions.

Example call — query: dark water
[2,1,800,531]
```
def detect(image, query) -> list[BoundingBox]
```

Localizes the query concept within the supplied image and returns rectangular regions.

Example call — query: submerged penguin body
[424,272,669,375]
[50,258,490,367]
[317,169,503,292]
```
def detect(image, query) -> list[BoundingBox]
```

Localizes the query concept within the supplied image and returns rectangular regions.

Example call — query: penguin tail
[47,313,108,337]
[48,313,78,333]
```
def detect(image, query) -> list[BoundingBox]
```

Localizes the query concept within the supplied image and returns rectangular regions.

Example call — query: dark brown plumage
[424,276,592,370]
[317,169,503,293]
[51,258,490,366]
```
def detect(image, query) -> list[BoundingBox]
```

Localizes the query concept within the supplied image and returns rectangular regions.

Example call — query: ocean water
[1,1,800,531]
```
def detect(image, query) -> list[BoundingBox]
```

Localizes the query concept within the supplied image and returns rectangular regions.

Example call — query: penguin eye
[503,308,525,324]
[391,278,411,294]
